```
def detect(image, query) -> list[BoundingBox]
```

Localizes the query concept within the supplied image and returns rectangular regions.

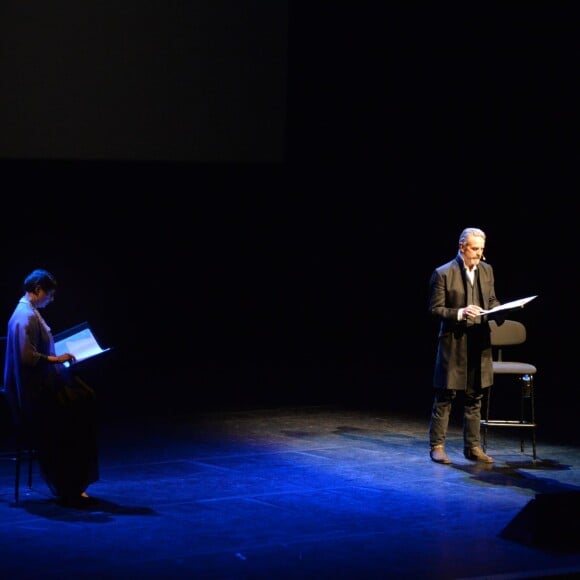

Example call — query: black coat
[428,255,501,390]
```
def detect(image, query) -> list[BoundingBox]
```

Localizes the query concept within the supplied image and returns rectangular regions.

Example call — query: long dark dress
[3,297,99,500]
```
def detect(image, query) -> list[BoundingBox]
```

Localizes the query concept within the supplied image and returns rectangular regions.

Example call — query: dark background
[0,4,576,432]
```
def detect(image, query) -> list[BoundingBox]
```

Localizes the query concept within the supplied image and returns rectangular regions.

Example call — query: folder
[53,321,111,368]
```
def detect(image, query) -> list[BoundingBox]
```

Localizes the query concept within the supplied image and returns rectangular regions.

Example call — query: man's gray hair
[459,227,486,245]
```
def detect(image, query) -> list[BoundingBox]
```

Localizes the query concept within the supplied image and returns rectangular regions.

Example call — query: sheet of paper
[54,325,110,367]
[478,295,538,315]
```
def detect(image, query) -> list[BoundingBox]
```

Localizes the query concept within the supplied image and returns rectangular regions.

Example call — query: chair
[0,337,37,505]
[481,319,537,460]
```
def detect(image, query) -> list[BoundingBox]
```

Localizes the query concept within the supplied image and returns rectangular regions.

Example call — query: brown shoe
[430,445,451,464]
[464,447,494,463]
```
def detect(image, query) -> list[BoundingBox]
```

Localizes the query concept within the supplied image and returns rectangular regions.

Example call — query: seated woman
[3,269,99,505]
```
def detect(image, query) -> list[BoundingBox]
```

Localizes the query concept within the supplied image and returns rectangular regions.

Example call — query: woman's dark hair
[23,269,58,293]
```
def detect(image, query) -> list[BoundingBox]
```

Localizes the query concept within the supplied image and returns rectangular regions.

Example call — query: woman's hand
[56,352,76,364]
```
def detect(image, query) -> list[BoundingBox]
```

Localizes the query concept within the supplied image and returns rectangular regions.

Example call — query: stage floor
[1,405,580,579]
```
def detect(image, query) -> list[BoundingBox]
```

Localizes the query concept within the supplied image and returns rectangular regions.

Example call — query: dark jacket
[428,255,501,390]
[3,298,65,424]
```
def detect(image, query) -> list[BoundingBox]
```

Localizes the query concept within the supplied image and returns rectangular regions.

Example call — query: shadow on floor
[2,405,580,579]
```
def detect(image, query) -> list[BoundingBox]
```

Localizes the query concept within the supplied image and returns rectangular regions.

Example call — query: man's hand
[463,305,483,319]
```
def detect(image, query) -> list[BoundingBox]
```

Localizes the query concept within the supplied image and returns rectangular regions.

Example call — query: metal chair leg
[482,386,492,452]
[14,449,21,504]
[529,377,536,460]
[27,450,34,488]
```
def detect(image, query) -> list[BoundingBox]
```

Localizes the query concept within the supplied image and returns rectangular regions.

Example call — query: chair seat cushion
[493,361,537,374]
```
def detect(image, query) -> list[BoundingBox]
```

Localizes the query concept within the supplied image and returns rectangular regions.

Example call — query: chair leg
[14,449,21,504]
[518,374,537,460]
[482,386,492,452]
[529,377,537,460]
[13,448,36,504]
[519,380,526,453]
[483,376,537,460]
[27,451,34,488]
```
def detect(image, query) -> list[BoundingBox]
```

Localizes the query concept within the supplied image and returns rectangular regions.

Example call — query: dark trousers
[30,377,99,499]
[429,387,484,449]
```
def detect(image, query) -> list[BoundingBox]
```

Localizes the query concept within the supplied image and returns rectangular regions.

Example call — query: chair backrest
[489,320,526,347]
[489,319,528,364]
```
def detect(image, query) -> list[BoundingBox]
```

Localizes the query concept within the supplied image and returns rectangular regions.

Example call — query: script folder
[53,321,111,368]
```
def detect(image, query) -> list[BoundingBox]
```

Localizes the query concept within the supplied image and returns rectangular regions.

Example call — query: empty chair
[481,319,537,460]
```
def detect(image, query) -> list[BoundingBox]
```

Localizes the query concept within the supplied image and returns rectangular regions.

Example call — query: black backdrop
[0,4,577,430]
